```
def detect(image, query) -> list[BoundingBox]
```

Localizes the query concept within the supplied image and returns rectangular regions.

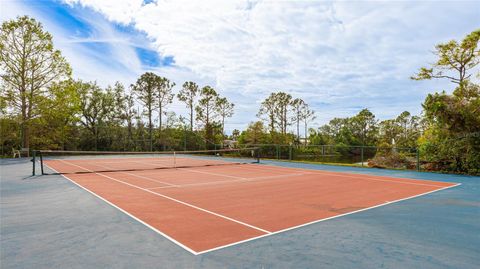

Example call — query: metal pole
[361,146,364,167]
[416,148,420,171]
[40,151,44,175]
[32,150,36,176]
[289,145,292,160]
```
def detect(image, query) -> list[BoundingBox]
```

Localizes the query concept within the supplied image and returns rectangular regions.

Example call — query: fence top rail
[231,144,417,151]
[34,147,260,155]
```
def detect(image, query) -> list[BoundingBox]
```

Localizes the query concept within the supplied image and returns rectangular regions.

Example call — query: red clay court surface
[45,158,459,255]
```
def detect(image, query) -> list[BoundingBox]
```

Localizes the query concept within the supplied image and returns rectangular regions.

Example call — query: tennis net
[32,147,260,175]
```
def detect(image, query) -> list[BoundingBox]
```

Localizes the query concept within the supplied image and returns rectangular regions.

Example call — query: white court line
[82,158,230,168]
[61,159,306,189]
[244,163,450,188]
[208,162,438,188]
[128,160,172,167]
[68,158,172,164]
[58,160,179,187]
[95,172,271,234]
[81,159,173,167]
[45,158,156,162]
[195,182,461,255]
[178,168,249,180]
[68,158,176,169]
[177,166,311,181]
[56,159,91,172]
[45,164,199,255]
[94,163,180,188]
[48,160,461,256]
[145,173,308,190]
[146,186,177,190]
[117,172,179,187]
[56,160,271,235]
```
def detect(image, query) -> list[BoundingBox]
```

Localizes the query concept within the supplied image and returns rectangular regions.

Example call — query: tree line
[233,29,480,174]
[307,109,421,149]
[1,16,479,174]
[0,16,234,152]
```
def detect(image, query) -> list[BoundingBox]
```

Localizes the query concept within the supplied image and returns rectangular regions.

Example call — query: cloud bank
[3,0,480,134]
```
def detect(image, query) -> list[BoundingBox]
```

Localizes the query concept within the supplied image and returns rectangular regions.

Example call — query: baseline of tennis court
[44,159,459,255]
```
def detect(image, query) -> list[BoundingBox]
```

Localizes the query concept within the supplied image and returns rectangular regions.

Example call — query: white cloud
[1,0,146,86]
[64,0,144,24]
[0,0,25,21]
[5,0,480,135]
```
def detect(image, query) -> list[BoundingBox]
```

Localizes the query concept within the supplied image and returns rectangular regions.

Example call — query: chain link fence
[227,144,420,171]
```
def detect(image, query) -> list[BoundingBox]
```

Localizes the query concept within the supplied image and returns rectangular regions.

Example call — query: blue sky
[1,0,479,134]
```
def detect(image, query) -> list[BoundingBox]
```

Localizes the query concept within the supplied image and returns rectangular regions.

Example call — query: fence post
[416,148,420,171]
[361,146,364,167]
[289,145,292,160]
[183,128,187,151]
[276,145,280,160]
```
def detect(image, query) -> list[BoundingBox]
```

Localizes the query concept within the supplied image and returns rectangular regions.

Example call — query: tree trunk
[159,105,164,151]
[94,125,98,150]
[20,85,28,148]
[221,116,225,139]
[148,105,152,151]
[270,113,275,133]
[296,113,300,142]
[304,119,308,146]
[21,113,28,148]
[127,121,133,149]
[22,124,30,149]
[190,103,194,132]
[206,105,211,148]
[159,106,162,132]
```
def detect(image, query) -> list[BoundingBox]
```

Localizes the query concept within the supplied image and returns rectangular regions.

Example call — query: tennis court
[37,149,459,255]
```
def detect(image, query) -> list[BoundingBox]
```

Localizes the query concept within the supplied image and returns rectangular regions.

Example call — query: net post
[32,150,36,176]
[40,151,44,175]
[174,151,176,168]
